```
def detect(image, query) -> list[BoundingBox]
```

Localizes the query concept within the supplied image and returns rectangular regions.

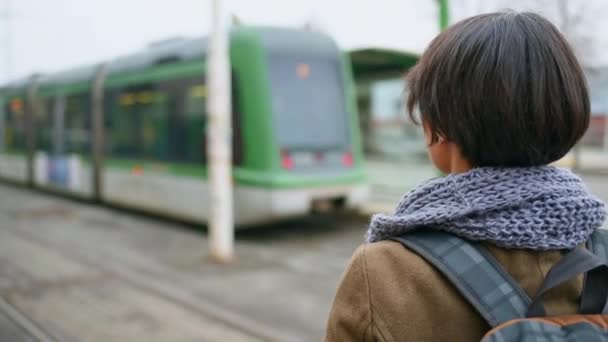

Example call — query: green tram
[0,27,368,225]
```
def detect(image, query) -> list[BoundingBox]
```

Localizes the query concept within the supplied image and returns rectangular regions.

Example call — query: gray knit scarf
[366,166,607,250]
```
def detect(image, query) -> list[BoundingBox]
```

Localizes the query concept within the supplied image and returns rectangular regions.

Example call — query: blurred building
[367,65,608,160]
[370,79,425,160]
[584,66,608,148]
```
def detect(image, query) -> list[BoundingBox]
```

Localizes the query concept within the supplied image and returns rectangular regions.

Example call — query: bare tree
[544,0,597,169]
[453,0,603,66]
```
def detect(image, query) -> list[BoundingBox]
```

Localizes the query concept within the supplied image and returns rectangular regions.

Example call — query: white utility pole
[207,0,234,263]
[1,0,13,82]
[603,117,608,152]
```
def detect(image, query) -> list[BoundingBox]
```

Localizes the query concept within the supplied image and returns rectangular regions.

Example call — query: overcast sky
[1,0,607,83]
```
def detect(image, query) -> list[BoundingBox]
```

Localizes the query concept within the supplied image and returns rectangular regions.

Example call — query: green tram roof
[105,27,340,75]
[2,75,38,95]
[3,27,342,93]
[38,64,100,89]
[348,48,419,80]
[256,27,339,57]
[34,37,209,90]
[106,36,208,75]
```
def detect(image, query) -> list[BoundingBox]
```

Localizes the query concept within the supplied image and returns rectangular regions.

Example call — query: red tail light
[342,153,354,167]
[281,152,294,170]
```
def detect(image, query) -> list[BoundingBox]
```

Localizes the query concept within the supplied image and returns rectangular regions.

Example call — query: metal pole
[25,75,39,187]
[438,0,450,31]
[92,64,108,202]
[603,117,608,153]
[207,0,234,263]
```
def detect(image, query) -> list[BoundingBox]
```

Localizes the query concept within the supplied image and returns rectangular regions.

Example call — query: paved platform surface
[0,160,606,341]
[0,184,368,342]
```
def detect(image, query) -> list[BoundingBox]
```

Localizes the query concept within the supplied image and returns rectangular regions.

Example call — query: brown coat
[325,240,583,342]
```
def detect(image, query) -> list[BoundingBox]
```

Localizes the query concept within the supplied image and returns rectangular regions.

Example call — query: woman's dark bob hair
[406,11,590,167]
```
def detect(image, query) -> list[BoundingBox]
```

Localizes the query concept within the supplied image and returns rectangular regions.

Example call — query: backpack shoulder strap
[391,231,531,328]
[581,229,608,314]
[588,229,608,261]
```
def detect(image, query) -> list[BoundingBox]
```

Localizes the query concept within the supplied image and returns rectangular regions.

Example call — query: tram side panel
[99,67,212,223]
[0,95,29,184]
[31,92,96,198]
[98,57,267,225]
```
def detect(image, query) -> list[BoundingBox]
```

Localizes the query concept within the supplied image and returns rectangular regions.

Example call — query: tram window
[138,89,169,160]
[103,90,118,156]
[4,97,27,152]
[34,97,54,153]
[183,83,206,164]
[231,75,244,166]
[64,94,92,155]
[161,80,187,163]
[107,84,170,160]
[175,75,242,166]
[267,56,348,150]
[154,77,205,165]
[104,75,242,166]
[107,88,143,158]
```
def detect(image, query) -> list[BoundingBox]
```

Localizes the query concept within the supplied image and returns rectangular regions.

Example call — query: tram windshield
[268,55,349,151]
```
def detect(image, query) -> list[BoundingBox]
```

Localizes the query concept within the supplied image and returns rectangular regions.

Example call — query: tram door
[34,93,92,193]
[33,96,58,186]
[0,96,29,182]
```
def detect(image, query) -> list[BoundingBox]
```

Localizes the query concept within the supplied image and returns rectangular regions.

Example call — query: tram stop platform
[0,159,607,341]
[0,183,366,342]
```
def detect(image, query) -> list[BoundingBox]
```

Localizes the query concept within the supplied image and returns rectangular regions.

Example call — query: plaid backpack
[392,230,608,342]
